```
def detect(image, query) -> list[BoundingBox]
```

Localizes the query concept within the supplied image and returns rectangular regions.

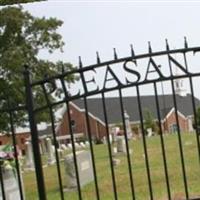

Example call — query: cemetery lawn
[23,133,200,200]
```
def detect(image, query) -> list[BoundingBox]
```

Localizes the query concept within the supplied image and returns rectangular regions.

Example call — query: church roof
[72,94,200,124]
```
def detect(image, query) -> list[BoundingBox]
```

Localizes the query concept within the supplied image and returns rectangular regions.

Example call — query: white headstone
[39,143,43,155]
[67,143,72,149]
[147,128,153,137]
[0,168,23,200]
[74,142,80,149]
[40,140,47,154]
[61,144,68,151]
[113,147,117,154]
[51,145,55,153]
[102,136,106,144]
[57,148,63,159]
[113,127,120,142]
[25,141,34,169]
[85,141,89,147]
[46,138,55,165]
[109,134,113,143]
[116,136,126,153]
[80,142,85,148]
[112,158,121,166]
[124,111,132,139]
[64,151,94,188]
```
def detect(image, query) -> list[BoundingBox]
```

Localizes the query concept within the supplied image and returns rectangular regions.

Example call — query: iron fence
[0,39,200,200]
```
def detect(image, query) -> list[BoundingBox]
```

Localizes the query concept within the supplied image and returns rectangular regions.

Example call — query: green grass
[22,133,200,200]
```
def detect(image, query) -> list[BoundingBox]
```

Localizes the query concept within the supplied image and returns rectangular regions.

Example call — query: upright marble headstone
[74,142,81,149]
[46,138,55,165]
[80,142,85,148]
[113,127,120,142]
[113,147,117,154]
[67,143,72,149]
[85,141,89,147]
[147,128,153,137]
[0,168,22,200]
[116,136,126,153]
[64,150,94,188]
[124,111,132,139]
[102,136,106,144]
[61,144,68,151]
[40,140,47,154]
[25,141,34,169]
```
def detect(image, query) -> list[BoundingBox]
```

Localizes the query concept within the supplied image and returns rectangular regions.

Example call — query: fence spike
[184,36,188,49]
[113,48,118,60]
[79,56,83,69]
[130,44,135,57]
[130,44,137,66]
[96,51,101,64]
[148,41,152,53]
[165,39,170,51]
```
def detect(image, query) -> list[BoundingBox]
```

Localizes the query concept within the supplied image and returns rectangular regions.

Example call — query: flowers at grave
[0,144,16,170]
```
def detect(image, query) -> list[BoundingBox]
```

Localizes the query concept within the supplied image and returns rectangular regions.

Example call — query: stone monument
[116,136,126,153]
[124,110,132,139]
[64,150,94,188]
[46,138,55,165]
[0,168,23,200]
[25,141,34,170]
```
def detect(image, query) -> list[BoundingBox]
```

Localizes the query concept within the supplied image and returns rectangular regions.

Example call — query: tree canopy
[0,0,45,6]
[0,5,77,132]
[143,109,157,133]
[195,107,200,128]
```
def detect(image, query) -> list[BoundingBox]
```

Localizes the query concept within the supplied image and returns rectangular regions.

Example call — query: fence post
[23,65,47,200]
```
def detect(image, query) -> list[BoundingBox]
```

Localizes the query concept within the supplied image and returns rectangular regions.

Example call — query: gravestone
[147,128,153,137]
[61,144,68,151]
[57,148,64,159]
[113,147,117,154]
[102,136,106,144]
[109,134,113,143]
[25,141,34,170]
[39,143,43,155]
[80,142,85,148]
[46,138,55,165]
[0,168,23,200]
[85,141,89,147]
[74,142,80,149]
[116,136,126,153]
[124,111,132,139]
[64,150,94,188]
[112,158,121,166]
[67,143,72,149]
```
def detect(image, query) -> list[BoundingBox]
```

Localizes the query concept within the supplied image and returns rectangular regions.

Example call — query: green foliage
[0,6,77,131]
[131,124,139,135]
[0,0,45,5]
[143,108,157,133]
[196,107,200,127]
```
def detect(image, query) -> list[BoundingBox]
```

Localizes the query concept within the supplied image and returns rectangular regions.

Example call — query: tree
[143,109,157,134]
[193,107,200,131]
[0,0,45,6]
[0,6,77,132]
[196,107,200,125]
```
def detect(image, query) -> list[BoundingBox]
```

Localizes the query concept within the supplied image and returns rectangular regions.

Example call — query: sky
[21,1,200,97]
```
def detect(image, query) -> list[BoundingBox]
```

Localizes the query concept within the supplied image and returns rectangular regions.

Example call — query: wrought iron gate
[1,38,200,200]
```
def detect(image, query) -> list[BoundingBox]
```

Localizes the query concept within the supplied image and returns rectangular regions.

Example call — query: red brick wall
[162,110,188,132]
[57,104,106,140]
[97,121,107,139]
[57,104,86,136]
[0,132,30,152]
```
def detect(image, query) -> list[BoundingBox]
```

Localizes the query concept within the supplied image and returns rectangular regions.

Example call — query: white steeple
[174,67,187,96]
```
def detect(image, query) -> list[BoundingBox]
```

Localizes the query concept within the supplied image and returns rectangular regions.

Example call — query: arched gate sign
[1,38,200,200]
